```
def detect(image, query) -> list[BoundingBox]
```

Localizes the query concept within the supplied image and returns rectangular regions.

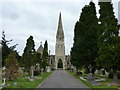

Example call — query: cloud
[2,3,19,20]
[0,1,119,55]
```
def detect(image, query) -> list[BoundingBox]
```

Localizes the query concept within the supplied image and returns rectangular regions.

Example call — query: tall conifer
[71,1,98,73]
[97,1,120,82]
[22,36,36,74]
[1,31,18,66]
[42,40,48,71]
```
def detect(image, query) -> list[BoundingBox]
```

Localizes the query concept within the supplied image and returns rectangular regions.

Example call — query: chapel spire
[57,12,64,36]
[55,12,66,69]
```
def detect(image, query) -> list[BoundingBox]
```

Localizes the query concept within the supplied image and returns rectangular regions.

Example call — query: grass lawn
[2,71,53,89]
[67,70,119,90]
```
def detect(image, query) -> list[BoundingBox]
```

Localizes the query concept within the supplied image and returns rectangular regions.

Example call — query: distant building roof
[37,42,43,54]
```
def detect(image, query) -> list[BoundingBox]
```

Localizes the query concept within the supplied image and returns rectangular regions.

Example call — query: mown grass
[2,71,53,89]
[67,70,119,90]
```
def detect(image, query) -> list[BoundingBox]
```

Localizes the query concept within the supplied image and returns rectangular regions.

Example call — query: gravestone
[37,63,40,71]
[70,65,74,72]
[41,68,44,74]
[2,78,6,85]
[98,70,103,75]
[95,69,108,76]
[95,70,99,74]
[18,67,23,78]
[73,67,77,73]
[87,73,94,82]
[46,66,51,72]
[105,70,109,75]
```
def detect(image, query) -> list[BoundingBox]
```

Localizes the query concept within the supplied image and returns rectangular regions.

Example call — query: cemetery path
[38,70,89,88]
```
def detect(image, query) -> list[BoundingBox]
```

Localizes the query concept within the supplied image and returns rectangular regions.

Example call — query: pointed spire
[59,12,62,25]
[57,12,64,36]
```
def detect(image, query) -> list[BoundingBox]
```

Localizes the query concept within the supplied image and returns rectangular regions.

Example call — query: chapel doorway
[58,59,63,69]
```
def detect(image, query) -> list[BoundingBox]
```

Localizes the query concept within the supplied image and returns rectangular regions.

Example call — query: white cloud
[0,0,119,55]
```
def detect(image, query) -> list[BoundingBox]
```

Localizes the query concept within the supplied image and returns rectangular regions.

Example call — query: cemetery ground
[1,69,120,89]
[38,70,89,88]
[1,71,53,88]
[67,70,120,90]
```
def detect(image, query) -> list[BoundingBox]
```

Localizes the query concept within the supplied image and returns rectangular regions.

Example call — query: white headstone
[2,78,6,85]
[46,66,51,72]
[73,67,77,73]
[41,68,44,74]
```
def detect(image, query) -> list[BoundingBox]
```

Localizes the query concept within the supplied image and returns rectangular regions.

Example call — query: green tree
[97,1,120,83]
[70,21,80,69]
[21,36,36,75]
[14,50,21,64]
[71,1,98,74]
[36,52,42,70]
[42,40,48,71]
[36,52,42,64]
[1,31,18,66]
[5,52,19,80]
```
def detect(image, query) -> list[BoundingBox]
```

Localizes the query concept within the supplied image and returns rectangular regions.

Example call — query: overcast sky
[0,0,119,56]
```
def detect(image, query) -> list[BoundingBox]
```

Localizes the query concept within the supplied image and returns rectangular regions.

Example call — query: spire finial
[60,12,61,16]
[59,12,62,24]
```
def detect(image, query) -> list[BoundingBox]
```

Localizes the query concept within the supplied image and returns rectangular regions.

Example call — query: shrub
[34,70,40,75]
[18,68,23,78]
[67,67,71,70]
[76,72,82,76]
[84,68,89,74]
[5,52,19,80]
[108,71,120,79]
[51,68,55,70]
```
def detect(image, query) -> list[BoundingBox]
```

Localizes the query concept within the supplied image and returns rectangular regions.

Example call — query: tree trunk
[113,72,118,84]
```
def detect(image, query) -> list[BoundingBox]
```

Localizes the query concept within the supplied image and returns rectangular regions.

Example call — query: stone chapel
[37,13,71,69]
